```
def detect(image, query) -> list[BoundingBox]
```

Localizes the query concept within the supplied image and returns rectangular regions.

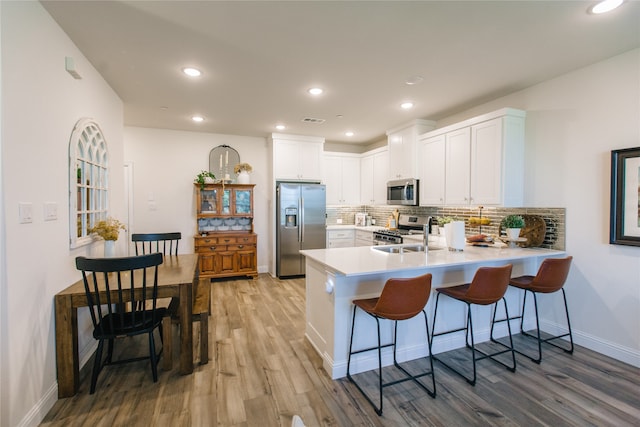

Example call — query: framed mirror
[209,145,240,182]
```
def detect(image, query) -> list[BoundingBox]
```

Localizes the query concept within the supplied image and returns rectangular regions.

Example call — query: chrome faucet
[423,216,433,250]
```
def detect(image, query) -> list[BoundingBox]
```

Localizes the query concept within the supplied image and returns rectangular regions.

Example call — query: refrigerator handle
[300,197,304,242]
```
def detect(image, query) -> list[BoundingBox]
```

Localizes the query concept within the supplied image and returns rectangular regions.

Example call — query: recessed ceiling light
[192,116,204,122]
[308,87,323,96]
[345,131,354,137]
[275,124,286,131]
[400,102,414,109]
[182,67,202,77]
[405,75,424,85]
[589,0,624,14]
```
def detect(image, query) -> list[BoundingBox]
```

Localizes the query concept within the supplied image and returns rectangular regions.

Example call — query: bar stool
[492,256,573,364]
[347,273,436,416]
[431,264,516,386]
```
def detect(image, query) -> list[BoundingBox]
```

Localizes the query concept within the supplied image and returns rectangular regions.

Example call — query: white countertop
[300,243,564,277]
[325,224,384,231]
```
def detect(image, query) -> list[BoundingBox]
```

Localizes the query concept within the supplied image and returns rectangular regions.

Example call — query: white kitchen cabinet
[444,127,472,205]
[271,134,324,180]
[355,229,374,246]
[418,134,446,206]
[360,148,388,205]
[418,108,525,207]
[324,153,360,205]
[327,228,355,248]
[387,119,435,180]
[470,118,504,205]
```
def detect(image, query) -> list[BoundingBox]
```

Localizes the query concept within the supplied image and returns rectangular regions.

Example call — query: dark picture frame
[610,147,640,246]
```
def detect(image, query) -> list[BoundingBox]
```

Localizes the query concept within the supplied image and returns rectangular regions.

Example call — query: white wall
[435,49,640,366]
[123,127,270,272]
[0,2,124,426]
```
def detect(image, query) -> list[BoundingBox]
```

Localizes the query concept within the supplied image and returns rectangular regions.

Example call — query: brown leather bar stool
[492,256,573,364]
[431,264,516,386]
[347,273,436,416]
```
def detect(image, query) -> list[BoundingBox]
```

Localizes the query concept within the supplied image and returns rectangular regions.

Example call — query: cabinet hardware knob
[238,245,244,248]
[210,246,216,250]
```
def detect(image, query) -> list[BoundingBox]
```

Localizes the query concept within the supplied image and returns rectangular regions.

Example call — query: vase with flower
[89,217,126,257]
[234,163,252,184]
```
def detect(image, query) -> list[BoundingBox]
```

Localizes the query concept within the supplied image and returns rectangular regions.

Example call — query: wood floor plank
[41,274,640,427]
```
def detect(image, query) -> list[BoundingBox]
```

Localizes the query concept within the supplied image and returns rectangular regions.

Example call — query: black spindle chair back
[132,232,181,256]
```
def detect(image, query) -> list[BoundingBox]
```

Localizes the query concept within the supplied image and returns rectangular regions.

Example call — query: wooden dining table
[54,253,199,398]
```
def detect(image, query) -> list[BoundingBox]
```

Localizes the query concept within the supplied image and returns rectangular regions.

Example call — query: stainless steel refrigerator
[276,182,326,277]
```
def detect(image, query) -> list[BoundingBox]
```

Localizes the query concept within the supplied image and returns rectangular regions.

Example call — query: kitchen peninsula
[300,243,565,379]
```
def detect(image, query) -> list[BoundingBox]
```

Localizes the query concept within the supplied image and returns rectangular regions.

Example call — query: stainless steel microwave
[386,178,419,205]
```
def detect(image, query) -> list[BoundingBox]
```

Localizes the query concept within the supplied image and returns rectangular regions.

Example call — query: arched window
[69,118,109,248]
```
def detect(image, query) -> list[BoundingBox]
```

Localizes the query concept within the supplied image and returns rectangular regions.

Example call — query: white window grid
[69,118,109,248]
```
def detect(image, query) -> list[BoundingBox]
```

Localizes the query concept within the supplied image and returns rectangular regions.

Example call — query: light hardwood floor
[42,274,640,426]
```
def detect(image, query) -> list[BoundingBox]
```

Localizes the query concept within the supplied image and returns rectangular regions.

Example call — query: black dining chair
[75,253,169,394]
[132,232,181,256]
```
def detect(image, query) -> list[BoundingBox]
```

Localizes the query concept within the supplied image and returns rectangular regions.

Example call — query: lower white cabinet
[327,229,355,248]
[355,229,374,246]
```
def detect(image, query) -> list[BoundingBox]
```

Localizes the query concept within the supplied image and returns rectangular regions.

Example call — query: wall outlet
[336,218,343,224]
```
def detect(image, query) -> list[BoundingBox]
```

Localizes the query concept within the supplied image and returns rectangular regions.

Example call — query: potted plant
[195,170,216,189]
[437,216,454,226]
[88,217,126,257]
[234,162,252,184]
[501,214,525,239]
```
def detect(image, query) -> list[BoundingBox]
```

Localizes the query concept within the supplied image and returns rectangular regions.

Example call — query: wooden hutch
[194,183,258,279]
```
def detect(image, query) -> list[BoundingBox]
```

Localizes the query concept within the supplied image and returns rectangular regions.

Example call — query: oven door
[373,233,402,245]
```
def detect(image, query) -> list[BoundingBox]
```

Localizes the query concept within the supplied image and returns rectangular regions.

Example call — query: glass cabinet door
[234,189,252,214]
[221,189,231,214]
[200,189,218,214]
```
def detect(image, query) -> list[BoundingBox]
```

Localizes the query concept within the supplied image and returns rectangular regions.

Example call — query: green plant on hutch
[194,170,216,189]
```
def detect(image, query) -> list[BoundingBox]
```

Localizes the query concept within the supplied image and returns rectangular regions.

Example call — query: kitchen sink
[371,244,445,254]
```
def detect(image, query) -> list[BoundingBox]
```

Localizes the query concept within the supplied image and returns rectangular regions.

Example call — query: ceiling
[41,1,640,146]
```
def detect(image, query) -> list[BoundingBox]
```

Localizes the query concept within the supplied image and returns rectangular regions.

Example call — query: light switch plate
[19,202,33,224]
[44,202,58,221]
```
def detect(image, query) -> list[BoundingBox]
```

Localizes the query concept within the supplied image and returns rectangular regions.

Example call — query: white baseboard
[540,319,640,368]
[16,382,57,427]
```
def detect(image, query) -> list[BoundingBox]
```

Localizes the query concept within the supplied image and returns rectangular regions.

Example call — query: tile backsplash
[326,205,565,250]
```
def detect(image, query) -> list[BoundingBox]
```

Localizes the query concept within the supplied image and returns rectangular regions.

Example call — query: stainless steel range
[372,214,432,245]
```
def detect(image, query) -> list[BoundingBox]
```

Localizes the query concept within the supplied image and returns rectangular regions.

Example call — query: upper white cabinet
[270,134,324,181]
[418,134,446,205]
[387,119,436,180]
[417,108,525,207]
[323,153,360,205]
[360,148,388,205]
[444,127,472,205]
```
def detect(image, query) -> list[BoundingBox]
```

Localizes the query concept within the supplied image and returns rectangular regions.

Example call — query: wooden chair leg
[199,312,209,364]
[162,315,173,371]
